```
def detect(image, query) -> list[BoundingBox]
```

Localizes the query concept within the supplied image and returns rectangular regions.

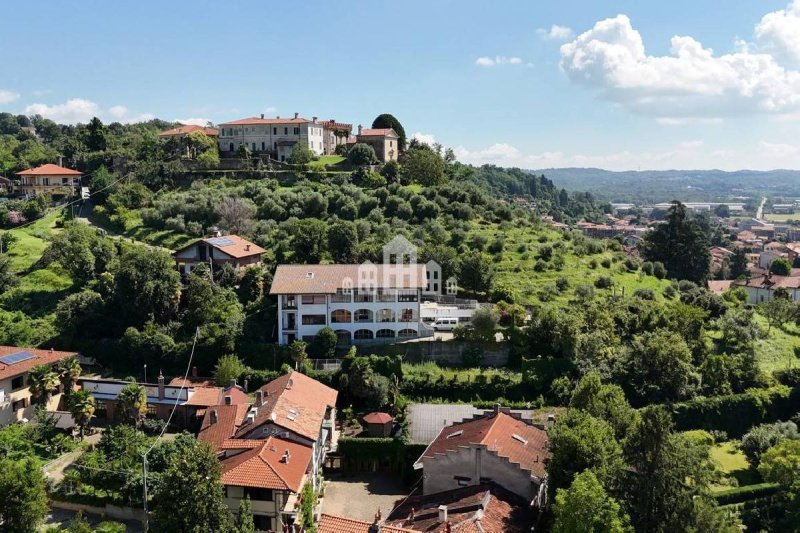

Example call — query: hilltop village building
[217,113,333,160]
[15,163,82,198]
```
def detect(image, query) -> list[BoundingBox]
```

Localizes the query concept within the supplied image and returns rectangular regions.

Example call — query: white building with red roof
[172,234,265,276]
[355,126,399,162]
[218,112,326,160]
[15,163,82,198]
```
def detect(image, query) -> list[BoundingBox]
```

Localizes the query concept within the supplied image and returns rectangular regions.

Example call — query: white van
[433,318,459,331]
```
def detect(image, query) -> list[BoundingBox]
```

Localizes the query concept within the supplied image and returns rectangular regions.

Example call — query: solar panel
[0,351,36,366]
[206,237,234,247]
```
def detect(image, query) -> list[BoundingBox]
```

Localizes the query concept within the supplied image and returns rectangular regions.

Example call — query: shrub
[740,421,800,467]
[663,285,677,299]
[575,284,595,300]
[534,259,548,272]
[555,276,570,292]
[633,288,655,300]
[641,261,654,275]
[623,256,641,271]
[652,261,667,279]
[600,257,612,268]
[588,258,598,269]
[487,237,505,254]
[594,275,614,289]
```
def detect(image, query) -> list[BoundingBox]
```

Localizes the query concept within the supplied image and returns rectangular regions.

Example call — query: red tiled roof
[168,377,216,388]
[0,346,78,381]
[269,264,427,295]
[184,386,224,407]
[198,404,251,451]
[387,484,535,533]
[235,371,337,442]
[708,280,734,295]
[318,515,415,533]
[358,128,398,138]
[174,235,265,260]
[418,412,549,478]
[16,164,82,176]
[220,436,311,492]
[734,275,800,289]
[323,120,352,131]
[159,125,219,137]
[219,116,311,126]
[363,412,393,424]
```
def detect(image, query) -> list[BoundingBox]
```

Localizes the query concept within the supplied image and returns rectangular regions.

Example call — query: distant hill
[530,167,800,204]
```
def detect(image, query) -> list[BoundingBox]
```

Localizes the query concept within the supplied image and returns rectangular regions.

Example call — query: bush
[623,256,641,271]
[740,420,800,467]
[141,418,167,436]
[633,288,655,300]
[712,483,780,505]
[652,261,667,279]
[588,258,598,269]
[534,259,548,272]
[663,285,677,299]
[555,276,570,292]
[574,284,595,300]
[775,368,800,386]
[641,261,654,275]
[594,275,614,289]
[600,257,612,268]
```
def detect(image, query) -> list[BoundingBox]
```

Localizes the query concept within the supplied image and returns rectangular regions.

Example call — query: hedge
[712,483,780,505]
[336,437,426,484]
[671,386,800,437]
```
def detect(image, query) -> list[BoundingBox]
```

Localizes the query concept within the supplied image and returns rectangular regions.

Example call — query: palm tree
[56,356,82,394]
[68,389,95,439]
[117,383,147,427]
[27,364,60,407]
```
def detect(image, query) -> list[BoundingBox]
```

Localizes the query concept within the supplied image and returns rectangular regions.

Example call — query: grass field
[752,314,800,374]
[764,213,800,222]
[711,441,749,473]
[6,211,62,272]
[308,155,346,171]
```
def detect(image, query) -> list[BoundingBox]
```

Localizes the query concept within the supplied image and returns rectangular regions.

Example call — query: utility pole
[142,455,149,532]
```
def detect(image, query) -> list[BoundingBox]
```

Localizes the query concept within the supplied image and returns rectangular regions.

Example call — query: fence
[50,499,145,522]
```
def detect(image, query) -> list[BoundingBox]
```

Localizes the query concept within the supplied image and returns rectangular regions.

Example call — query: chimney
[229,378,237,389]
[281,449,290,463]
[191,366,198,378]
[224,395,232,405]
[245,244,251,251]
[494,403,501,415]
[261,113,265,119]
[294,112,299,119]
[286,378,293,390]
[157,371,165,400]
[358,124,363,135]
[312,116,317,123]
[546,413,556,429]
[437,505,448,524]
[246,412,255,424]
[255,390,264,407]
[243,379,249,392]
[210,409,217,425]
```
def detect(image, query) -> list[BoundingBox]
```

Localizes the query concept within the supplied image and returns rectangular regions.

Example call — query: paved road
[756,196,766,220]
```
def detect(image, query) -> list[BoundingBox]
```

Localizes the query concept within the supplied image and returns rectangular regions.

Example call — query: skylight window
[512,434,528,445]
[446,430,463,439]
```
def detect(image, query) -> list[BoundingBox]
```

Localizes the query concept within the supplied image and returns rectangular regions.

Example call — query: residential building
[158,124,219,138]
[414,407,550,506]
[0,346,78,427]
[773,204,795,214]
[198,370,338,532]
[319,514,414,533]
[173,234,265,276]
[218,113,326,160]
[322,120,352,155]
[15,163,82,198]
[78,375,246,430]
[0,175,12,195]
[733,274,800,303]
[355,126,400,162]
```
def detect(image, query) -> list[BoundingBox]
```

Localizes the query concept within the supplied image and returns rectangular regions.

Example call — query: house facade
[218,113,325,160]
[15,163,82,198]
[173,235,265,276]
[322,120,352,155]
[0,346,78,427]
[733,275,800,304]
[355,126,399,162]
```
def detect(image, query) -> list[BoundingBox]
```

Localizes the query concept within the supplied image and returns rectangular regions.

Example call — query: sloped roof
[16,164,82,176]
[363,412,393,424]
[184,386,224,407]
[174,235,265,260]
[220,116,311,126]
[269,264,427,295]
[0,346,78,381]
[159,124,219,137]
[318,515,415,533]
[358,128,398,138]
[198,403,251,452]
[235,371,337,441]
[417,411,549,478]
[708,280,734,295]
[220,436,311,491]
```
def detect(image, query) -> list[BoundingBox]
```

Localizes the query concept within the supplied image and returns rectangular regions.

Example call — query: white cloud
[24,98,153,124]
[678,140,704,150]
[758,140,799,158]
[559,13,800,121]
[755,0,800,67]
[410,132,436,145]
[475,56,524,67]
[174,117,212,127]
[0,90,20,104]
[537,24,574,41]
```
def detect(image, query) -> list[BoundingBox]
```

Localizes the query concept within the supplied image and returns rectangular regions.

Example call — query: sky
[3,0,800,171]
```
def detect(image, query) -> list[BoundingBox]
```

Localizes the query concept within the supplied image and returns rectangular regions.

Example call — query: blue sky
[3,0,800,170]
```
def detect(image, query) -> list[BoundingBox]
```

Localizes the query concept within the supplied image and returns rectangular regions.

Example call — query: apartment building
[15,163,82,198]
[269,263,428,345]
[218,113,326,160]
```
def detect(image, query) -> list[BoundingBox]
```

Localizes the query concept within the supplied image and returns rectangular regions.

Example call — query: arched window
[335,330,351,344]
[376,309,395,323]
[376,329,395,338]
[331,309,351,323]
[354,309,373,323]
[354,329,373,340]
[398,329,417,338]
[399,308,415,322]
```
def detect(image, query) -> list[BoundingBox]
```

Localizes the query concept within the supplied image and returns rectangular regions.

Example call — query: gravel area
[323,473,410,521]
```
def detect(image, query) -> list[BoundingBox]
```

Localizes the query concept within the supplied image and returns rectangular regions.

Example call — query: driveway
[323,473,411,521]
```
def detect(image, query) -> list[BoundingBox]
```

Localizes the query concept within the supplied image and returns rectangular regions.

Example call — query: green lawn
[6,211,62,272]
[121,224,195,251]
[765,213,799,222]
[752,314,800,374]
[308,155,346,171]
[711,441,748,473]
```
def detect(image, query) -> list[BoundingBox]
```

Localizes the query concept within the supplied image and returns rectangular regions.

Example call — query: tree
[741,421,800,467]
[117,383,147,427]
[233,497,256,533]
[183,264,246,357]
[113,246,181,327]
[758,439,800,488]
[288,142,315,165]
[290,218,327,263]
[85,117,107,152]
[0,457,49,533]
[214,355,247,387]
[309,326,338,358]
[347,142,377,166]
[770,257,792,276]
[371,114,407,151]
[56,355,83,394]
[380,160,400,182]
[729,247,749,279]
[547,409,625,496]
[215,197,256,235]
[68,389,96,439]
[151,440,232,533]
[458,250,495,294]
[552,470,631,533]
[570,372,636,439]
[470,307,499,341]
[327,220,359,263]
[622,329,694,403]
[89,165,115,204]
[641,202,710,283]
[761,296,794,332]
[290,340,308,369]
[0,254,18,295]
[400,145,446,186]
[27,364,59,407]
[714,204,730,218]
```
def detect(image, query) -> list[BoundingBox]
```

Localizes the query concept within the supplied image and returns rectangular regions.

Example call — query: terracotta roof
[363,412,393,424]
[168,377,215,388]
[0,346,78,381]
[323,120,352,131]
[219,116,311,126]
[358,128,398,138]
[318,515,415,533]
[387,484,536,533]
[220,436,311,492]
[269,264,427,295]
[198,404,251,451]
[734,275,800,289]
[175,235,265,260]
[159,124,219,137]
[236,371,337,442]
[417,411,549,478]
[708,280,734,295]
[184,386,224,407]
[15,164,82,176]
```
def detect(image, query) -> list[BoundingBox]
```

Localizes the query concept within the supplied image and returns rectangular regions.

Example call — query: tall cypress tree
[641,202,710,283]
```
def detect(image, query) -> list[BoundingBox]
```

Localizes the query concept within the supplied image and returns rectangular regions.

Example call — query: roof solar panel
[206,237,234,247]
[0,351,36,365]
